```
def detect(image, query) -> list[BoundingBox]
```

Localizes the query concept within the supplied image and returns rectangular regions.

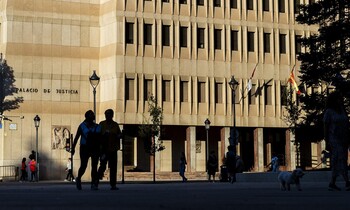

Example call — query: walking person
[207,151,218,182]
[29,158,37,182]
[97,109,122,190]
[226,145,236,183]
[71,110,101,190]
[64,158,75,182]
[267,153,279,172]
[179,152,187,182]
[20,157,27,182]
[323,91,350,191]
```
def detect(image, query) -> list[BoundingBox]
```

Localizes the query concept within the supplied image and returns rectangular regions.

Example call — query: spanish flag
[288,67,301,95]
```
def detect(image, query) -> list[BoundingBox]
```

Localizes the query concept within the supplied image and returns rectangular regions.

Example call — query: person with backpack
[268,154,279,172]
[29,158,37,182]
[72,110,101,190]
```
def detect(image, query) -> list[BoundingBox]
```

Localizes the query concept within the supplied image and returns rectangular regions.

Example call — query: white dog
[277,168,305,191]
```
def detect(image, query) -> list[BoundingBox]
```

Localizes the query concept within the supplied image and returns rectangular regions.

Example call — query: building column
[186,126,196,172]
[254,128,264,172]
[286,129,294,171]
[220,127,230,166]
[118,125,124,179]
[266,143,271,168]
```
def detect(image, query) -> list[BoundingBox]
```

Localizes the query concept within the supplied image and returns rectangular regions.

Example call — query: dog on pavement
[277,168,305,191]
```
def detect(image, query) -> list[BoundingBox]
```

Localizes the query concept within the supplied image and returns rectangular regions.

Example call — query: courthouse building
[0,0,322,180]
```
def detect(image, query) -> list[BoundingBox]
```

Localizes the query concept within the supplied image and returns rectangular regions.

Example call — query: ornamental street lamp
[204,118,211,173]
[89,70,100,118]
[34,115,40,181]
[229,75,239,147]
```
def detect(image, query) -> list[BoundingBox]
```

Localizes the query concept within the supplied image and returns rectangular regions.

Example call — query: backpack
[30,160,36,172]
[80,122,100,148]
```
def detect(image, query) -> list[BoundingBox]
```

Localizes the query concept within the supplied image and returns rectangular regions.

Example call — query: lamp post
[34,115,40,181]
[89,70,100,118]
[229,75,239,147]
[204,118,210,173]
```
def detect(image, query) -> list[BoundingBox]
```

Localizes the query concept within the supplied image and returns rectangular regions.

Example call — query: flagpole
[288,64,300,168]
[240,63,259,102]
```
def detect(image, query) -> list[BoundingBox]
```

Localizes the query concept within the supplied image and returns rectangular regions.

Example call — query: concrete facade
[0,0,322,180]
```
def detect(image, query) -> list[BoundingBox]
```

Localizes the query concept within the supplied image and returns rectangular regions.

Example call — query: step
[117,170,335,182]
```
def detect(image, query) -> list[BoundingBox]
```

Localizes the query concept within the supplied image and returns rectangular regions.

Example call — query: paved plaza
[0,179,349,210]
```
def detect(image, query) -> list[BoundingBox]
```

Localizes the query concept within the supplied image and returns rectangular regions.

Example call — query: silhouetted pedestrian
[226,145,236,183]
[72,110,101,190]
[267,153,279,172]
[179,152,187,182]
[323,91,350,191]
[97,109,122,190]
[207,151,218,182]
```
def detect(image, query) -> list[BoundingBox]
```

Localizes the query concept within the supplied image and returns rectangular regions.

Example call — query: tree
[295,0,350,131]
[0,54,23,117]
[283,86,302,166]
[138,94,165,182]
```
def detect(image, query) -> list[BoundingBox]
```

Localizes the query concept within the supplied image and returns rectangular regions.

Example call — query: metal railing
[0,165,19,181]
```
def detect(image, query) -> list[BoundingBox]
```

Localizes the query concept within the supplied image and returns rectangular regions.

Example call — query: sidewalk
[0,170,335,183]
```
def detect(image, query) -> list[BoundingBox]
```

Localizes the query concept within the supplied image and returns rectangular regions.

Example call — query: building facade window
[247,32,255,52]
[214,0,221,7]
[247,0,254,10]
[263,0,269,11]
[198,82,206,103]
[126,78,134,100]
[265,84,272,105]
[125,22,134,44]
[162,80,171,102]
[144,24,152,45]
[294,0,300,13]
[144,79,153,101]
[214,29,222,50]
[263,33,270,53]
[179,0,187,4]
[279,34,286,54]
[295,35,302,55]
[281,85,288,106]
[215,82,223,103]
[180,81,188,102]
[180,26,188,48]
[162,25,170,46]
[197,0,204,6]
[162,0,169,3]
[230,0,237,9]
[231,30,238,51]
[197,28,205,49]
[279,0,285,13]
